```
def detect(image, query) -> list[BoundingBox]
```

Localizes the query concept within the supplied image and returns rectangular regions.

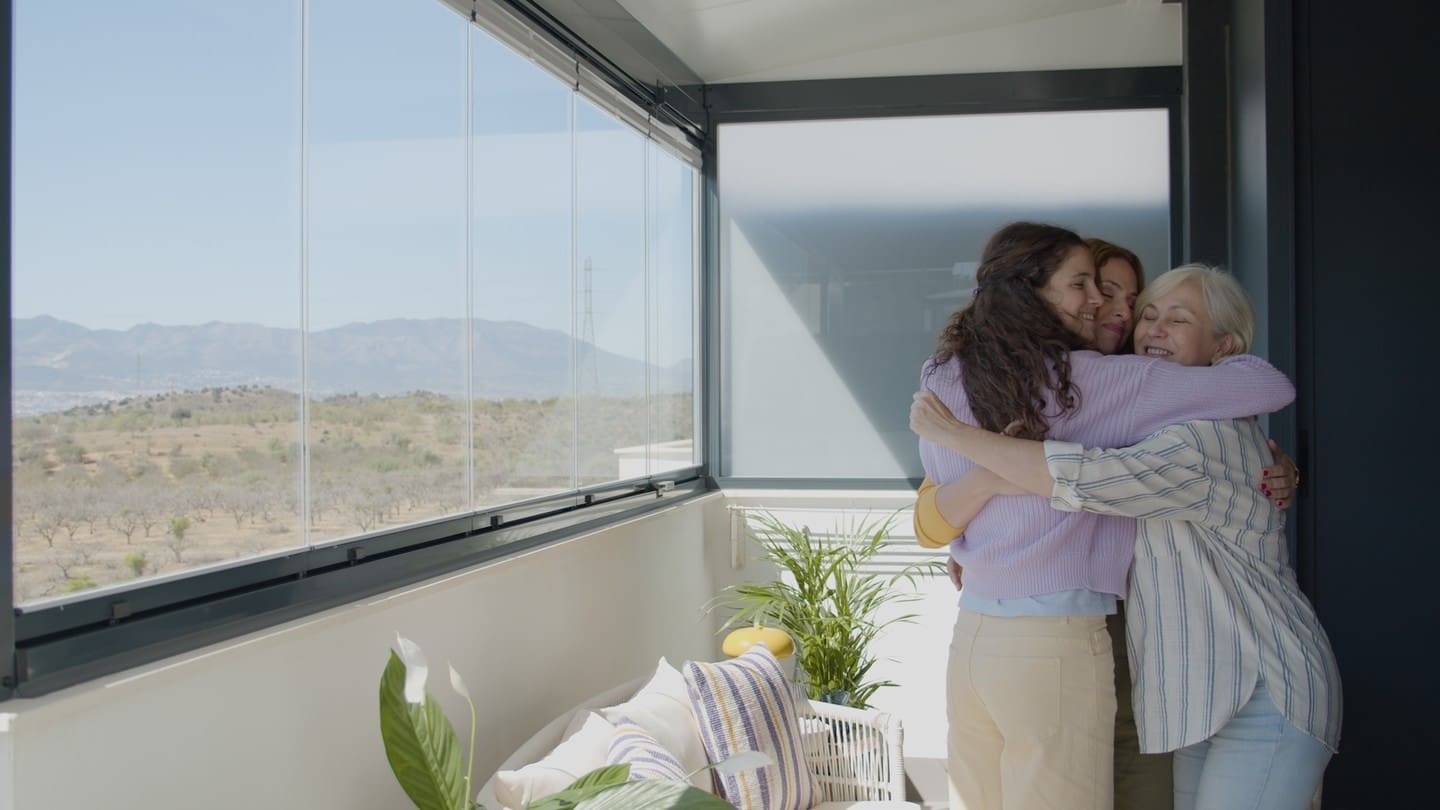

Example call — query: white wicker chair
[476,676,917,809]
[795,697,909,805]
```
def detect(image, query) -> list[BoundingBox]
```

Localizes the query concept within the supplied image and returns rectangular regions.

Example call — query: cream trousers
[947,606,1117,810]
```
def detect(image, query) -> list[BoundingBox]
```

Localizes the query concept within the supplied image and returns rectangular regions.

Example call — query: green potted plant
[711,511,940,710]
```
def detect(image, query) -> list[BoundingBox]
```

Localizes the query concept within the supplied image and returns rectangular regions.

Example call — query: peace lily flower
[450,662,478,803]
[395,633,429,704]
[448,663,471,701]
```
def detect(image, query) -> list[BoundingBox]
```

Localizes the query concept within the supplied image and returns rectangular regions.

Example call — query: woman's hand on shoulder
[911,390,969,443]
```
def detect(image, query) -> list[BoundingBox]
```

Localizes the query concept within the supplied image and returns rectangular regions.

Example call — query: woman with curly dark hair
[917,223,1296,810]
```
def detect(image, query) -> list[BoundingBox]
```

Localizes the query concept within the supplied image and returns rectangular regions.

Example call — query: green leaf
[523,796,576,810]
[524,765,632,810]
[566,765,632,792]
[380,650,469,810]
[707,509,937,710]
[575,780,737,809]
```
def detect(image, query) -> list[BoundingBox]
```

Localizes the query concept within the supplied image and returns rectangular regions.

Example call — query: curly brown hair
[927,222,1091,440]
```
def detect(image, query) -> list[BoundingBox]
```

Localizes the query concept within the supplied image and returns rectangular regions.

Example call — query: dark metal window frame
[696,67,1185,488]
[2,0,14,701]
[12,475,706,697]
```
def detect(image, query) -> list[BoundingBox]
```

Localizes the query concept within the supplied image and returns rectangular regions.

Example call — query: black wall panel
[1295,1,1440,804]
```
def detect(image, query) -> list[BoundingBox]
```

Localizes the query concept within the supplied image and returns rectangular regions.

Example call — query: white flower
[395,633,429,705]
[448,663,471,701]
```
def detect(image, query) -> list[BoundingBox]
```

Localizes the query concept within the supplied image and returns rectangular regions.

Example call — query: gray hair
[1134,264,1255,355]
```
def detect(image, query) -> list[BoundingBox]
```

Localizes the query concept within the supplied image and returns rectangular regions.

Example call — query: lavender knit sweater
[917,351,1295,599]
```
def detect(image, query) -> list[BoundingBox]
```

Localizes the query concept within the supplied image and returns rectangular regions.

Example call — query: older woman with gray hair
[911,264,1342,810]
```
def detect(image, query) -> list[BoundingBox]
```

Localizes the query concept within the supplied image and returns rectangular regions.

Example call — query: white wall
[0,494,728,810]
[0,489,955,810]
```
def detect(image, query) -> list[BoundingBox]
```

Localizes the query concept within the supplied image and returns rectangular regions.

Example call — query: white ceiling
[608,0,1182,84]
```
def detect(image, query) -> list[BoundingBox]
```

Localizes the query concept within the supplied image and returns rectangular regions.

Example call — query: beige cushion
[596,658,712,792]
[492,712,615,808]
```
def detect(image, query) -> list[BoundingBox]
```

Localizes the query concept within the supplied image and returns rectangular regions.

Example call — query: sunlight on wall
[724,223,914,477]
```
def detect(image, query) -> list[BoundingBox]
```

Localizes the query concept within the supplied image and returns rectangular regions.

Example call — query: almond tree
[107,508,144,544]
[220,486,258,529]
[26,501,67,548]
[164,515,193,563]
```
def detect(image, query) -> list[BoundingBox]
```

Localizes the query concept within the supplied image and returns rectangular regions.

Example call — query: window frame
[2,0,14,700]
[11,473,704,697]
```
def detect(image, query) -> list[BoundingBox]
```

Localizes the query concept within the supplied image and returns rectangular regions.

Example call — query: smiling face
[1039,246,1101,344]
[1094,258,1140,355]
[1134,279,1236,366]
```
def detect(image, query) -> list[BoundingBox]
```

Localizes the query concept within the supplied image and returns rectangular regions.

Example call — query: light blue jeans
[1173,681,1331,810]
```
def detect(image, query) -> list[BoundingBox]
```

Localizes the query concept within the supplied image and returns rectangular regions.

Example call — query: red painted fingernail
[1260,483,1270,491]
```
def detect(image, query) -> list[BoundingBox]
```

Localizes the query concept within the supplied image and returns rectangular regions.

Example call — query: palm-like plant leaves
[711,510,942,709]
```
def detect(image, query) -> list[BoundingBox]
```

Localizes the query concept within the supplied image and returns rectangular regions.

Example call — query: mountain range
[11,316,692,413]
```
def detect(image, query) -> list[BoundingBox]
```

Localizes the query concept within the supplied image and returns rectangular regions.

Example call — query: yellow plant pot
[722,624,794,659]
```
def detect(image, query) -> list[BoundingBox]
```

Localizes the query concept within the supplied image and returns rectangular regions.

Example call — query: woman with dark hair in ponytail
[916,223,1296,810]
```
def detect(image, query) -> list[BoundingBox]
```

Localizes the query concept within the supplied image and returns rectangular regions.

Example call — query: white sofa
[476,675,919,810]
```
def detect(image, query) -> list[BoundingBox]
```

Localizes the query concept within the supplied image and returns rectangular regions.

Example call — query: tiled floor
[904,756,951,808]
[903,756,1326,809]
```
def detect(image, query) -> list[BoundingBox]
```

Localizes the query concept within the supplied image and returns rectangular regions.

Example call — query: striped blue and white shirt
[1044,418,1342,754]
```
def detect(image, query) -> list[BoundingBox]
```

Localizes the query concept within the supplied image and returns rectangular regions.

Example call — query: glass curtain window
[647,145,698,475]
[470,27,577,508]
[719,110,1171,478]
[8,0,701,607]
[9,1,303,603]
[573,100,646,487]
[307,0,469,542]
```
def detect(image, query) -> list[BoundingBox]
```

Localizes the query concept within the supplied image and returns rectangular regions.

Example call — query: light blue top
[959,587,1116,617]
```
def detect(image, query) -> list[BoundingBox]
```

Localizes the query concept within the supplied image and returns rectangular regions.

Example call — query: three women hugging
[910,223,1340,810]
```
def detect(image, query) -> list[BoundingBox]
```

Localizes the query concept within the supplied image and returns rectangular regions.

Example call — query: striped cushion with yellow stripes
[682,645,820,810]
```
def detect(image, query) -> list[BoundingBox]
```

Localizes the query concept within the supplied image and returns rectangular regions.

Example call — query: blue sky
[10,0,695,361]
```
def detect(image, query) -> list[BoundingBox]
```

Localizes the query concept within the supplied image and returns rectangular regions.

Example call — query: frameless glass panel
[574,100,646,486]
[647,146,698,476]
[9,2,302,602]
[470,29,577,508]
[306,0,469,543]
[720,110,1171,478]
